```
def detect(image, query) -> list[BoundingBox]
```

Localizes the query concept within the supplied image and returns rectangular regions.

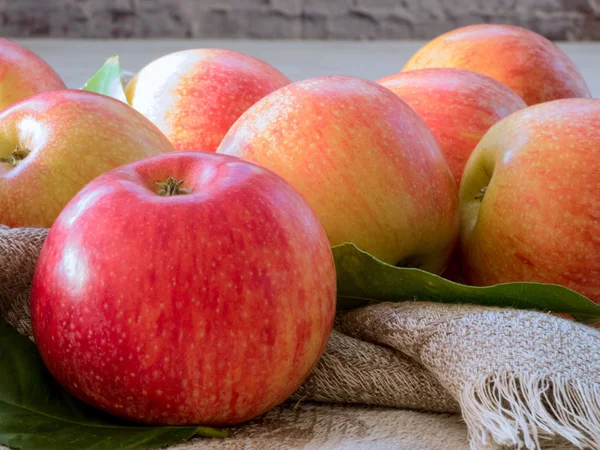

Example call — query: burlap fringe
[462,372,600,450]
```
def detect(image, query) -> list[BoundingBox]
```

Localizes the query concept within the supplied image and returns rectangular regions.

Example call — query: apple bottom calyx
[154,177,190,196]
[0,146,30,167]
[396,255,423,270]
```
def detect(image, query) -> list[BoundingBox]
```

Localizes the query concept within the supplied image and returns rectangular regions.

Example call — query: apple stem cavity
[0,146,30,167]
[475,186,488,202]
[155,177,190,196]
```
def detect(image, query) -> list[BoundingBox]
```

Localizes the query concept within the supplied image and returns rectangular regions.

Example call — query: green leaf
[82,56,128,104]
[333,243,600,321]
[0,320,229,450]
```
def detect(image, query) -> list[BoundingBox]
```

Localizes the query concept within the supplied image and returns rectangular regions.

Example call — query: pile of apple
[0,24,598,427]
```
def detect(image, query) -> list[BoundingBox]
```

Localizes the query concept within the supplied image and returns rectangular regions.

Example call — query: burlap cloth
[1,225,599,450]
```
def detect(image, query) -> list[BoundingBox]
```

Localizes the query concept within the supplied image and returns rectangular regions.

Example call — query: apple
[30,151,336,426]
[218,76,459,272]
[460,98,600,304]
[378,68,526,183]
[0,89,175,228]
[0,38,66,111]
[402,24,591,106]
[125,49,291,153]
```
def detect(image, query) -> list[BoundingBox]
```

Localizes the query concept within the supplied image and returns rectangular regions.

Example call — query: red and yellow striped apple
[0,90,174,228]
[378,68,526,183]
[218,76,459,272]
[0,38,66,111]
[460,98,600,304]
[403,24,590,106]
[125,49,291,152]
[31,151,336,425]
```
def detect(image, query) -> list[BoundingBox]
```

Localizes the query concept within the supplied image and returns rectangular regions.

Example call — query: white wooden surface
[15,39,600,97]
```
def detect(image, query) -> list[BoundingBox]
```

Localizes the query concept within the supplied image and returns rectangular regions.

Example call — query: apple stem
[475,186,488,202]
[0,146,30,167]
[155,177,190,196]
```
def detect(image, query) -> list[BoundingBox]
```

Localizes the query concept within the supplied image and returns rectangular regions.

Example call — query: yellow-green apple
[31,151,336,426]
[218,76,459,272]
[378,68,526,183]
[125,49,291,153]
[402,24,590,106]
[460,98,600,304]
[0,89,174,228]
[0,38,66,110]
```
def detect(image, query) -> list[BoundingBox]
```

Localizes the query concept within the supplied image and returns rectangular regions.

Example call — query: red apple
[125,49,291,152]
[378,68,526,183]
[460,98,600,304]
[218,76,459,273]
[31,151,336,426]
[0,38,66,110]
[0,90,175,228]
[403,24,591,106]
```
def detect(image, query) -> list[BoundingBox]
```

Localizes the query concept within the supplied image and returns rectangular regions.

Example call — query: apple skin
[0,38,66,111]
[218,76,459,272]
[378,68,526,184]
[0,89,175,228]
[125,49,291,153]
[402,24,591,106]
[460,98,600,304]
[30,151,336,426]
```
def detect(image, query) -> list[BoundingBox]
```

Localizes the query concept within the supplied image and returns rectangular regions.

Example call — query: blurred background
[3,0,600,41]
